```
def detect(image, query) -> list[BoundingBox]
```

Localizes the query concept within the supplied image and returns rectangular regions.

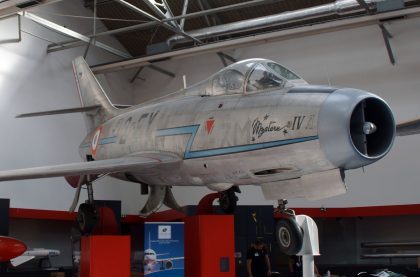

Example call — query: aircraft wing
[396,118,420,136]
[0,153,181,182]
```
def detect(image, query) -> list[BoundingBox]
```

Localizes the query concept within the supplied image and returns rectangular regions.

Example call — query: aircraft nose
[318,88,395,170]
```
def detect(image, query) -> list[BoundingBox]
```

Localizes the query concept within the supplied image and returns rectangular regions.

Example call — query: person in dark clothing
[289,255,320,277]
[246,239,272,277]
[289,255,302,277]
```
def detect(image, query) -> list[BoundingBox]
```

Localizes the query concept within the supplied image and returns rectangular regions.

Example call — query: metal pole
[180,0,189,30]
[18,14,21,42]
[93,0,97,39]
[379,23,395,65]
[302,255,315,277]
[21,11,131,58]
[86,175,95,206]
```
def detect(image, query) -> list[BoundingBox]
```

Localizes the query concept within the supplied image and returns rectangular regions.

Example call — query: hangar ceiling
[2,0,420,76]
[81,0,420,59]
[81,0,340,57]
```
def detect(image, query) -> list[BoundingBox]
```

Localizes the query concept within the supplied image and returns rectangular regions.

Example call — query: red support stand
[80,235,131,277]
[185,215,235,277]
[196,192,220,215]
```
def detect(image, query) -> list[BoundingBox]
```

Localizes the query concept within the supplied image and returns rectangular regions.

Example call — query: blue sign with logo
[144,222,184,276]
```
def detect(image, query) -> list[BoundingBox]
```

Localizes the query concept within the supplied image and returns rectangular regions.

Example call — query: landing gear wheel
[219,189,238,214]
[275,218,303,255]
[76,203,98,235]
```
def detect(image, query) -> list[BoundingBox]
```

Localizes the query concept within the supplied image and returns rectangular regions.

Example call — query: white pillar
[302,255,315,277]
[296,215,320,277]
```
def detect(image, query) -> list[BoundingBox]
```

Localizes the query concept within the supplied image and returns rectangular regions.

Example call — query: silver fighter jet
[0,57,396,254]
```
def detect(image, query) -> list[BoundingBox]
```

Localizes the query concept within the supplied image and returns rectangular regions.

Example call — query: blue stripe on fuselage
[99,136,117,145]
[80,136,118,149]
[156,125,318,159]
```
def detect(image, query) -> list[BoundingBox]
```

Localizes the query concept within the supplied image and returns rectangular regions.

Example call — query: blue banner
[144,222,184,276]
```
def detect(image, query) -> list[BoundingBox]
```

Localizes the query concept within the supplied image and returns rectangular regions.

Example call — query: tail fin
[72,56,118,131]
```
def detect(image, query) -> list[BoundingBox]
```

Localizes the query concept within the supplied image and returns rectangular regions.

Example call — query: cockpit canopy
[186,58,307,96]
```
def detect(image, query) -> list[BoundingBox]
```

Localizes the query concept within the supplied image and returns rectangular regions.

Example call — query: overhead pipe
[167,0,378,47]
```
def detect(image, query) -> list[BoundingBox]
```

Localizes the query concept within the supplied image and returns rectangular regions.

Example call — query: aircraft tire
[77,203,98,234]
[275,218,303,255]
[219,188,238,214]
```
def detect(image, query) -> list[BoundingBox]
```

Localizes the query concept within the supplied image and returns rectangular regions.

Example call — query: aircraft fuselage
[79,87,334,189]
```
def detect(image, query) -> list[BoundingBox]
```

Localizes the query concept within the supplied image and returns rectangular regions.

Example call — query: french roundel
[91,127,102,157]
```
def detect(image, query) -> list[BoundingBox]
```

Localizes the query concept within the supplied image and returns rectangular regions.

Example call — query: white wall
[133,16,420,209]
[0,1,146,214]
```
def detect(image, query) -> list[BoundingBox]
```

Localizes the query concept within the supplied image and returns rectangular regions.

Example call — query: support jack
[295,215,320,277]
[275,200,320,277]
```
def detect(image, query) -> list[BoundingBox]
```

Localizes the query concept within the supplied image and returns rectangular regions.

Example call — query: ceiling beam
[130,66,144,83]
[116,0,200,44]
[90,6,420,74]
[217,52,236,66]
[47,0,279,53]
[47,21,158,53]
[20,11,131,58]
[161,0,280,24]
[0,0,61,19]
[356,0,374,14]
[149,64,175,78]
[143,0,179,29]
[179,0,189,30]
[379,23,395,65]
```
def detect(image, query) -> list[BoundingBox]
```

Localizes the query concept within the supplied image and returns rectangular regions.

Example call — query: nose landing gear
[276,217,303,256]
[219,186,240,214]
[275,199,303,256]
[275,200,320,277]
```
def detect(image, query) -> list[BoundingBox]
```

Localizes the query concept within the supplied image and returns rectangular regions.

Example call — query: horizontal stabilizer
[396,118,420,136]
[10,255,35,267]
[15,105,100,118]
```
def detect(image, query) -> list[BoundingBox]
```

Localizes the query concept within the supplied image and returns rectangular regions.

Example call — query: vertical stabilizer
[72,56,119,131]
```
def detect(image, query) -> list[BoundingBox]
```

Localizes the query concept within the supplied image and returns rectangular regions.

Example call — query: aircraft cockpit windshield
[266,62,301,80]
[211,61,254,95]
[210,59,306,96]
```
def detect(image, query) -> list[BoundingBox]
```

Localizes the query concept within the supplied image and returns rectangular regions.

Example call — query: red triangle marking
[206,119,215,134]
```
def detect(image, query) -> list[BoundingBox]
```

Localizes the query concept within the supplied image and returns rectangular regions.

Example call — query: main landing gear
[275,199,303,255]
[219,186,240,214]
[69,175,99,235]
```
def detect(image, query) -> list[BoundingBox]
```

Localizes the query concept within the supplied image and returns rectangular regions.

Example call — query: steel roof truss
[379,23,395,65]
[20,11,131,58]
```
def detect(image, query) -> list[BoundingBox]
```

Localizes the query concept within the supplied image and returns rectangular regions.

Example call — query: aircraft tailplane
[72,56,119,131]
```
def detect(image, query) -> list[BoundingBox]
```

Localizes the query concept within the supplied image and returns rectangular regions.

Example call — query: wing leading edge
[396,118,420,136]
[0,153,181,182]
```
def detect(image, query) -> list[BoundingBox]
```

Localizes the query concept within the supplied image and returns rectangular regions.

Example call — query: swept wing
[396,118,420,136]
[0,153,181,182]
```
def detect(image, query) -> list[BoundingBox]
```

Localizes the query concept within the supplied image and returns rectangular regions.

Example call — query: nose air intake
[318,89,395,170]
[350,98,395,158]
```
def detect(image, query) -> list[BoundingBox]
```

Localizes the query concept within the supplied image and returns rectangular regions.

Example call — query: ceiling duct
[167,0,379,47]
[16,0,40,9]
